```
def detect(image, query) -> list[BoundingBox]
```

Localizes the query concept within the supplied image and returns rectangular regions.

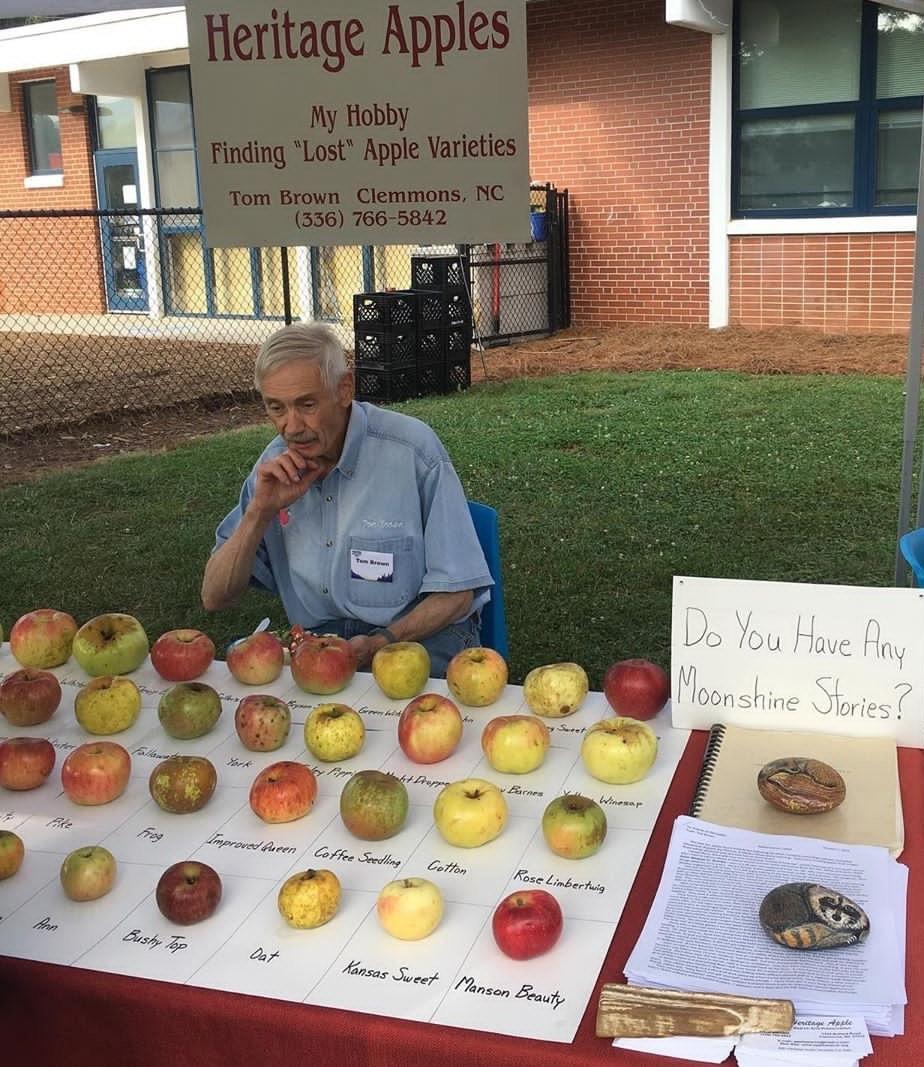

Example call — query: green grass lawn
[0,370,907,687]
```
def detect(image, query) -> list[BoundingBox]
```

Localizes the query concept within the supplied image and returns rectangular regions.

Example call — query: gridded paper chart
[0,649,688,1042]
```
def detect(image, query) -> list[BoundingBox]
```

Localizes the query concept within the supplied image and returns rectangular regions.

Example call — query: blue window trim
[732,0,922,218]
[23,79,61,177]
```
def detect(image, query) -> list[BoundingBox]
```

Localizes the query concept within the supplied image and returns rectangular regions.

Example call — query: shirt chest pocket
[347,535,422,609]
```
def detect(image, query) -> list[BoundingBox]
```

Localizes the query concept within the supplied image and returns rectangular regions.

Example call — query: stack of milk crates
[352,253,473,403]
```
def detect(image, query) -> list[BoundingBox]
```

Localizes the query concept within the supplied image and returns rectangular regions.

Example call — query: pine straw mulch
[0,324,909,487]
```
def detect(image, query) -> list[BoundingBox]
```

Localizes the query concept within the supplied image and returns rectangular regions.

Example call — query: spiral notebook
[689,723,903,857]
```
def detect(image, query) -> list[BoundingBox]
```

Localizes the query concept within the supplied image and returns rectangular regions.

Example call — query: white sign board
[670,576,924,746]
[185,0,530,248]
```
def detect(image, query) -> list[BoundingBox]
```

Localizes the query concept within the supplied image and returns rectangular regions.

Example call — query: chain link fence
[0,183,568,434]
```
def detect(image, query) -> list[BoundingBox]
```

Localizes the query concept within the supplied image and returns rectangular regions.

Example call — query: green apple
[542,794,607,858]
[60,845,117,901]
[149,755,218,814]
[0,830,25,880]
[371,642,430,700]
[304,703,365,762]
[72,613,149,676]
[340,770,408,840]
[75,675,141,734]
[158,682,223,739]
[580,717,658,784]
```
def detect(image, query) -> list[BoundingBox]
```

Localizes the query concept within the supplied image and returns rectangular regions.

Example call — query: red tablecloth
[1,733,919,1067]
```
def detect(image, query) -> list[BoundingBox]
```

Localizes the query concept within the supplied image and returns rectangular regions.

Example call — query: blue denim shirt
[214,401,493,629]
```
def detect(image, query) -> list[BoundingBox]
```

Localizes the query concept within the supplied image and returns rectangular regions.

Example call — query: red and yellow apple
[0,737,56,791]
[371,641,430,699]
[446,647,508,707]
[291,633,357,695]
[74,675,141,735]
[376,877,444,940]
[149,755,217,814]
[433,778,507,848]
[226,631,285,685]
[158,682,223,739]
[542,794,607,859]
[304,702,365,762]
[523,662,589,718]
[156,861,222,924]
[398,692,463,764]
[234,693,291,752]
[61,741,131,805]
[249,760,317,823]
[277,868,341,929]
[60,845,117,902]
[492,889,563,960]
[0,667,62,726]
[481,715,550,774]
[580,717,658,784]
[9,608,78,668]
[72,613,150,676]
[0,830,25,880]
[339,769,409,840]
[603,658,670,720]
[150,628,216,682]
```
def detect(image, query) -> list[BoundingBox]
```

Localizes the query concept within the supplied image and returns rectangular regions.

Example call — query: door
[94,149,148,312]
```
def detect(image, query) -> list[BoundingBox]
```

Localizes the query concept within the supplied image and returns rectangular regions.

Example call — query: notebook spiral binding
[688,722,727,817]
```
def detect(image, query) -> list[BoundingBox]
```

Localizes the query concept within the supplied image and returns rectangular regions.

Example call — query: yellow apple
[446,647,508,707]
[523,662,589,718]
[277,868,341,929]
[74,675,142,735]
[304,703,365,762]
[376,876,444,940]
[481,715,550,774]
[433,777,507,848]
[371,642,430,700]
[580,717,658,784]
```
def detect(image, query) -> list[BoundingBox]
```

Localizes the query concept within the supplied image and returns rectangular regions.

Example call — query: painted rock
[757,757,846,814]
[759,882,869,950]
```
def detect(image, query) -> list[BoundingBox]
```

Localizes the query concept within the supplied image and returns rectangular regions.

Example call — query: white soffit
[0,8,186,73]
[666,0,731,33]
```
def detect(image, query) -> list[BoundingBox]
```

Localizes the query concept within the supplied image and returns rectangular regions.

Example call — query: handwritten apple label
[123,929,188,953]
[45,816,74,831]
[33,915,59,932]
[597,795,644,809]
[227,756,254,769]
[503,783,544,798]
[426,858,466,876]
[343,959,440,986]
[206,831,298,855]
[250,946,280,963]
[513,868,605,895]
[454,976,566,1010]
[136,826,164,843]
[312,844,401,869]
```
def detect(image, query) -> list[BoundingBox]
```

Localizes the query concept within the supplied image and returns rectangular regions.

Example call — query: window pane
[739,0,862,108]
[26,81,61,173]
[157,149,199,208]
[150,69,193,149]
[739,114,855,209]
[876,109,922,206]
[96,95,136,149]
[877,9,924,97]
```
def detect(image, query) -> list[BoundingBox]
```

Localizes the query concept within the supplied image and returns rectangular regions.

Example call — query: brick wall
[729,234,915,335]
[527,0,711,326]
[0,66,105,313]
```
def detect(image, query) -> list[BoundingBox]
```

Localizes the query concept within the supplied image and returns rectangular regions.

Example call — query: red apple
[235,693,291,751]
[60,741,131,806]
[226,631,285,685]
[0,737,56,790]
[249,761,317,823]
[9,608,78,668]
[492,889,563,960]
[397,692,463,764]
[291,633,357,695]
[156,861,222,925]
[150,628,216,682]
[603,658,670,720]
[0,668,62,726]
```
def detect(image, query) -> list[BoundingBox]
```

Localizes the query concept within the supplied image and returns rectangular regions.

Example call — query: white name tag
[350,549,395,583]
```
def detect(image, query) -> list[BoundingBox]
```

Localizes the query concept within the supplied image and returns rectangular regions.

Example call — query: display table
[2,735,920,1067]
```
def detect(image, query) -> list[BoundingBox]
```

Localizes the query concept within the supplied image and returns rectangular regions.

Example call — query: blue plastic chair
[899,527,924,586]
[467,501,509,659]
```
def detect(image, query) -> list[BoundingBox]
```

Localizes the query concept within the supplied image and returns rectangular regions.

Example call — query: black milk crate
[444,355,472,393]
[416,359,444,397]
[353,328,416,365]
[353,290,418,329]
[354,361,418,403]
[446,324,473,356]
[416,327,445,362]
[410,254,471,293]
[407,289,471,329]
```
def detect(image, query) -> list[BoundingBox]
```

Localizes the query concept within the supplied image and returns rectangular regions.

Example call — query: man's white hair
[254,322,348,392]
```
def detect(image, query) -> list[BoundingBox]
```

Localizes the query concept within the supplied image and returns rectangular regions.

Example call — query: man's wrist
[369,626,399,645]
